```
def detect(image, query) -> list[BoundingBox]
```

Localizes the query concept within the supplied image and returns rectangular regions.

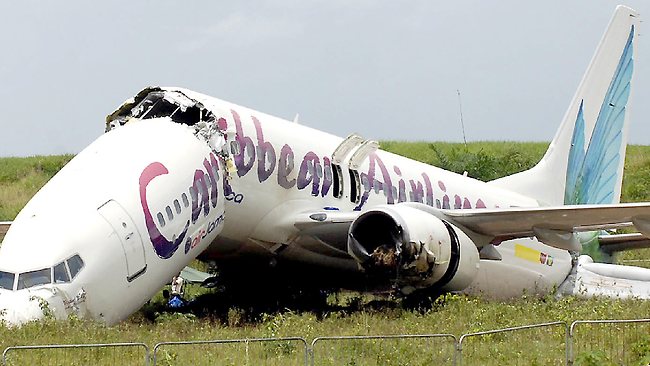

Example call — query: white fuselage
[185,89,573,298]
[0,88,572,325]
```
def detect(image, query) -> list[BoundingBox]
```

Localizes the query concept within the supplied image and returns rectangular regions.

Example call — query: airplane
[1,5,650,326]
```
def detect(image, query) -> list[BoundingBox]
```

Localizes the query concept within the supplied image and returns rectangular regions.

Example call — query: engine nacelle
[348,205,479,294]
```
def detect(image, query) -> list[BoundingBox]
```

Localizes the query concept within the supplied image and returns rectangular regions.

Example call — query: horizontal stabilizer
[598,232,650,253]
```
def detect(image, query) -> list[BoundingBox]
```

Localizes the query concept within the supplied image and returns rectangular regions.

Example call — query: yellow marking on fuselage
[514,244,541,264]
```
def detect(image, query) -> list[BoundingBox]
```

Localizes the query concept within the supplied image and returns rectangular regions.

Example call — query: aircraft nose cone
[0,290,45,326]
[0,288,67,326]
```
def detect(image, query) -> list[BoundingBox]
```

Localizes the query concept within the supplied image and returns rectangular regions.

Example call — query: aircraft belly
[464,239,572,298]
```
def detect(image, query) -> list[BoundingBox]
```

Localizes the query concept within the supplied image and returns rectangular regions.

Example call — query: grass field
[1,143,650,365]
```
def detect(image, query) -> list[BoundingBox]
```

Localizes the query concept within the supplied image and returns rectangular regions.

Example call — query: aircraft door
[98,200,147,282]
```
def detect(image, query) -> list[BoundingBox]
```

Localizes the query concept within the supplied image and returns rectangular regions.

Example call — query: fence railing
[310,333,457,366]
[568,318,650,365]
[457,321,567,366]
[1,342,149,366]
[152,337,308,366]
[3,318,650,365]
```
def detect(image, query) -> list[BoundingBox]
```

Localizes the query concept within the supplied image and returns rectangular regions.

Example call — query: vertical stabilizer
[490,6,638,206]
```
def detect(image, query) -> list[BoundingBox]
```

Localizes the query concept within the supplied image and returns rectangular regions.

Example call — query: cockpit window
[67,255,84,279]
[0,271,15,290]
[53,262,70,283]
[3,254,85,291]
[17,269,51,290]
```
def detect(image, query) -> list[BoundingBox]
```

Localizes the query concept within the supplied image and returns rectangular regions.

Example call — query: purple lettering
[253,116,276,183]
[462,197,472,209]
[321,157,333,197]
[278,144,296,189]
[394,166,407,203]
[297,152,321,196]
[356,153,393,210]
[203,153,220,208]
[454,195,462,209]
[409,179,424,203]
[422,173,434,207]
[139,162,188,259]
[232,110,255,177]
[191,170,210,224]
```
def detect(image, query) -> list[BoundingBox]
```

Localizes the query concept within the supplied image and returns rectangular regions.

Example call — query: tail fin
[490,5,638,206]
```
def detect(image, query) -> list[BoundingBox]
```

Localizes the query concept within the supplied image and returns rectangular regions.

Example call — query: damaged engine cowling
[348,205,479,294]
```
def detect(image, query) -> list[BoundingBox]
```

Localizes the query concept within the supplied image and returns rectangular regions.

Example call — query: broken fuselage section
[0,87,231,325]
[107,87,232,152]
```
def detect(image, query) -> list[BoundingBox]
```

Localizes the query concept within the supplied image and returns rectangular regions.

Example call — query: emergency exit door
[98,199,147,282]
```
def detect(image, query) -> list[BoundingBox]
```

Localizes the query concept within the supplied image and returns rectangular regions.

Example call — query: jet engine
[348,205,479,294]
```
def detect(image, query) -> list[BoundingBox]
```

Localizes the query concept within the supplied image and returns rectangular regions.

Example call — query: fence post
[309,338,317,366]
[454,337,462,366]
[566,321,575,366]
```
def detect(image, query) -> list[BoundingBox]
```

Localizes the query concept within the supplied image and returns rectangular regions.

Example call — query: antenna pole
[457,89,468,146]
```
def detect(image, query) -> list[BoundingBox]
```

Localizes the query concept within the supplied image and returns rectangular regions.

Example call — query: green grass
[1,295,649,365]
[0,155,73,220]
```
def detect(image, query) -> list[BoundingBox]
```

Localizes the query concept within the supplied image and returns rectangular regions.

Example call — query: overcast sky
[1,1,649,156]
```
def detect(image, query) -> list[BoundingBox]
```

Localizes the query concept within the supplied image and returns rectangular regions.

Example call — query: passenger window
[53,262,70,283]
[174,199,181,214]
[166,206,174,220]
[182,193,190,208]
[17,268,51,290]
[0,271,15,290]
[157,212,166,227]
[67,255,84,279]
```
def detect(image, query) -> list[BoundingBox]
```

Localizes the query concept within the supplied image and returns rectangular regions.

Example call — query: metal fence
[152,337,308,366]
[568,318,650,365]
[457,321,567,366]
[1,342,150,366]
[310,333,457,366]
[3,318,650,365]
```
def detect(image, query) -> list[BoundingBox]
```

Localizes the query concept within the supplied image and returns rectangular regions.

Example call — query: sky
[1,1,649,156]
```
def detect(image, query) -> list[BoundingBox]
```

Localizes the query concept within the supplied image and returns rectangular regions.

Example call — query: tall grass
[1,295,649,364]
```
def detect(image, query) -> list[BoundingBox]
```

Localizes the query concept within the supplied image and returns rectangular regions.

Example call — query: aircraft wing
[436,202,650,251]
[291,202,650,253]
